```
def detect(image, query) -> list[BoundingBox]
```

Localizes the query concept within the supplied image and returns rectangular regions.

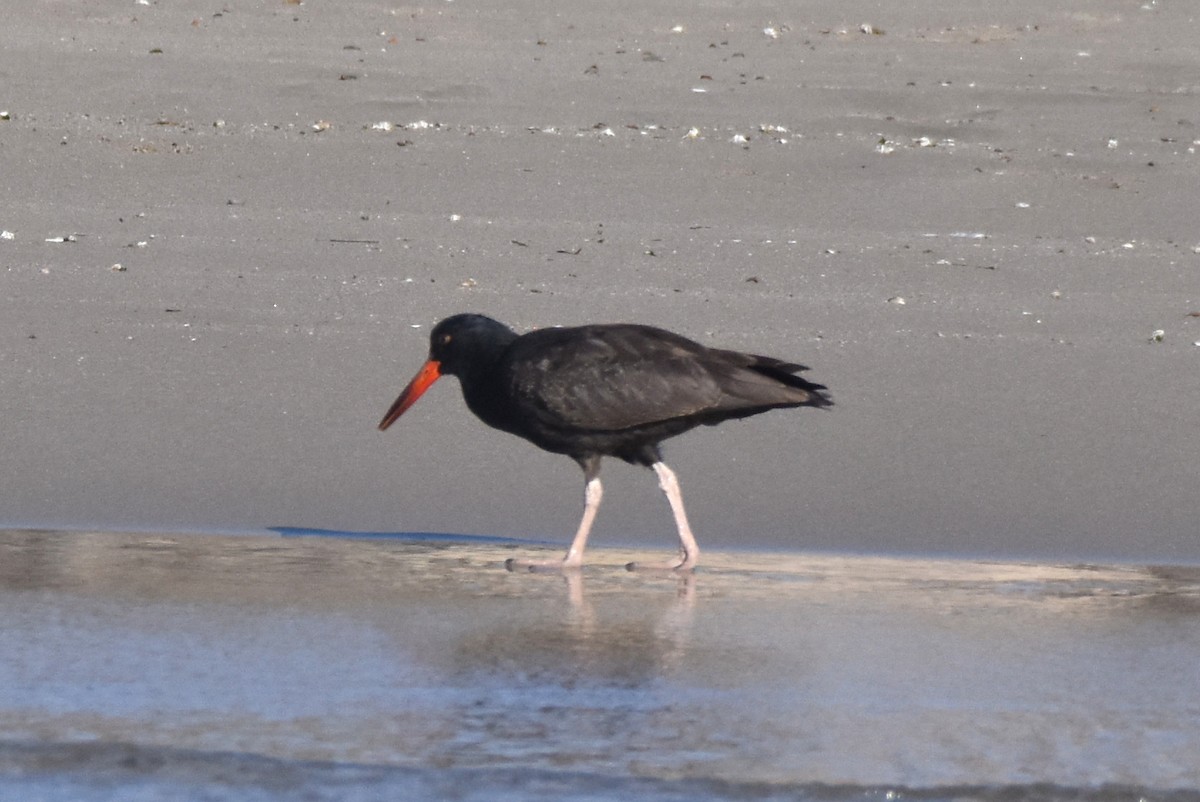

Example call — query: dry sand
[2,0,1198,561]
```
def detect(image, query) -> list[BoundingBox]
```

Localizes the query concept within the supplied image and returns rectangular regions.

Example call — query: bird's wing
[506,326,726,431]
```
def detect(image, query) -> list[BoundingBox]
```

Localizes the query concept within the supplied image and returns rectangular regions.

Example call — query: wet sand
[0,1,1198,561]
[3,529,1200,800]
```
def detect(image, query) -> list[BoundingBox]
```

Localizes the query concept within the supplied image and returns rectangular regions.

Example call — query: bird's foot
[625,553,697,573]
[504,555,583,573]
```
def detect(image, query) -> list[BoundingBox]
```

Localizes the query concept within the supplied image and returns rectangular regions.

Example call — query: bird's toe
[625,557,697,573]
[504,555,582,573]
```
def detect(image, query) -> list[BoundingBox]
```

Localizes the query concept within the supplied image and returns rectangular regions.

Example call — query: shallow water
[2,529,1199,801]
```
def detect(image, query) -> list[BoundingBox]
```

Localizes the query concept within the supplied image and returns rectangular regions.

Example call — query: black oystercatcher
[378,314,831,571]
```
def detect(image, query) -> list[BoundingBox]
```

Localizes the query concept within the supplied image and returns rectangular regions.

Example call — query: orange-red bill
[378,359,442,431]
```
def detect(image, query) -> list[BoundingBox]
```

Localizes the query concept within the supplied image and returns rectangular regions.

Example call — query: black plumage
[379,313,831,570]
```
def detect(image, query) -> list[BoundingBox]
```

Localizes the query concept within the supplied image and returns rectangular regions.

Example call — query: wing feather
[502,324,827,432]
[507,326,724,430]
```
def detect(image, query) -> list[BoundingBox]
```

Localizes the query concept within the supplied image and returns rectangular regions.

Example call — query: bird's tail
[748,355,833,408]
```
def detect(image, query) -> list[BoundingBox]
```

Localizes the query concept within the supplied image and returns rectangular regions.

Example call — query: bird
[378,313,831,571]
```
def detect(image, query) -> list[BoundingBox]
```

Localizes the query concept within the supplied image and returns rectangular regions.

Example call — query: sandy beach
[1,0,1197,561]
[2,0,1200,796]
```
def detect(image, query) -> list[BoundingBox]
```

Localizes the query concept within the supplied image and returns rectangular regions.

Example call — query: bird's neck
[458,362,524,436]
[437,322,521,431]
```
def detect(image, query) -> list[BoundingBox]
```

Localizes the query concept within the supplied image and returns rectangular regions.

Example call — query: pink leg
[627,461,700,572]
[506,474,602,572]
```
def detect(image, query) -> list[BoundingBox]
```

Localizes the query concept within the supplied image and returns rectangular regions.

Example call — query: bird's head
[378,314,517,431]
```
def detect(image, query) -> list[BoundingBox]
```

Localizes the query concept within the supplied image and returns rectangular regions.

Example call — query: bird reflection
[450,569,697,688]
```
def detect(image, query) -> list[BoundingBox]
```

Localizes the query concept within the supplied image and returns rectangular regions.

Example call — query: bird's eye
[440,334,453,345]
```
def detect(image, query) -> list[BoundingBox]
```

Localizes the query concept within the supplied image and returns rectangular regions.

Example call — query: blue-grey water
[2,529,1199,801]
